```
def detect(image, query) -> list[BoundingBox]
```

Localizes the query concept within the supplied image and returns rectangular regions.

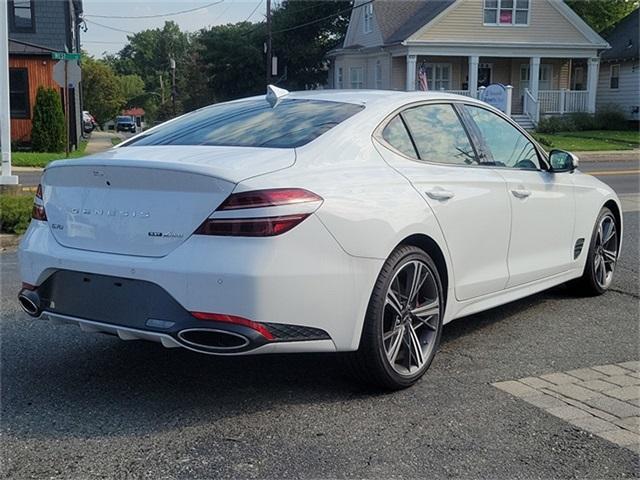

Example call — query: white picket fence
[539,90,589,114]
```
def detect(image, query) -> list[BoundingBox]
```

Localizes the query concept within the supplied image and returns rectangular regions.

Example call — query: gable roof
[601,9,639,62]
[381,0,455,44]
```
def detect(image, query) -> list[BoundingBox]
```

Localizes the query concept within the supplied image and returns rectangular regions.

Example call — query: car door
[374,102,511,301]
[463,104,575,287]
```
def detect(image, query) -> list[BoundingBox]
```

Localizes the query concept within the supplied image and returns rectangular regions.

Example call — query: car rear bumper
[19,215,383,352]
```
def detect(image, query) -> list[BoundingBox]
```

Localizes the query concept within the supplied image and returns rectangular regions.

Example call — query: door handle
[425,188,455,201]
[511,188,531,199]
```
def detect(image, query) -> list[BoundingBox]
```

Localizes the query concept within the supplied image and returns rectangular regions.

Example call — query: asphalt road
[1,212,638,478]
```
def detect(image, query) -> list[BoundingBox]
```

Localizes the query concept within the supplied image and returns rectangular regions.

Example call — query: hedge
[0,195,33,234]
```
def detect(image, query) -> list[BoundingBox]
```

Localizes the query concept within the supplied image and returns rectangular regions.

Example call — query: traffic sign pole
[64,60,69,158]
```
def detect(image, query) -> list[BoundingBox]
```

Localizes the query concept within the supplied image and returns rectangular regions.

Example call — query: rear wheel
[347,246,443,390]
[572,207,619,296]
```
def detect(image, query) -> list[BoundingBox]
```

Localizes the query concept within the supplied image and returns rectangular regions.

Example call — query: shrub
[31,87,65,153]
[536,115,575,134]
[535,135,554,148]
[594,107,628,130]
[568,112,597,131]
[0,195,33,234]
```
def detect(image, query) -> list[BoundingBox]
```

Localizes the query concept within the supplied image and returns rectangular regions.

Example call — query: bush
[594,107,628,130]
[536,115,575,134]
[0,195,33,234]
[568,112,596,131]
[31,87,65,153]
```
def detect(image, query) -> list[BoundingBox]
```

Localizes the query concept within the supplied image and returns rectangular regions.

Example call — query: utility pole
[170,58,176,117]
[265,0,272,87]
[0,0,18,185]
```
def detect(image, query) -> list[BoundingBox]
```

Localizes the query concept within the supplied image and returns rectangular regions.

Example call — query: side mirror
[549,149,579,172]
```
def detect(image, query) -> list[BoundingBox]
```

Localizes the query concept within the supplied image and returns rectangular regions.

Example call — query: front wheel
[347,246,444,390]
[572,207,619,296]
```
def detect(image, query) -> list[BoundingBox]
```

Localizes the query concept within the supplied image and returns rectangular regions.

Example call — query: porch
[398,54,599,127]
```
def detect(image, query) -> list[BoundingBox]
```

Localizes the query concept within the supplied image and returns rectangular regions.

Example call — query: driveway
[1,212,638,478]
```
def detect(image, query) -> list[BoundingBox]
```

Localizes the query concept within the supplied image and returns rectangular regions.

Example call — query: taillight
[31,184,47,221]
[191,312,274,340]
[195,188,322,237]
[218,188,321,210]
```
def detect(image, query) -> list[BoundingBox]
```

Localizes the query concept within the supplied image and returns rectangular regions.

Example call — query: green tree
[196,22,265,102]
[118,74,145,107]
[566,0,638,33]
[82,56,125,125]
[272,0,351,90]
[31,87,65,152]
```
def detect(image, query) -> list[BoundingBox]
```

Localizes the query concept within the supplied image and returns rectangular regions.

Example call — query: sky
[81,0,266,58]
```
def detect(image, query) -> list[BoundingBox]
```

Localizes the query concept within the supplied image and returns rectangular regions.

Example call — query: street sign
[51,52,80,61]
[53,60,81,88]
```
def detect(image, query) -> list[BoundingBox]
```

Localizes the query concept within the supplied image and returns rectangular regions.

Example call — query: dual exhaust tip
[17,289,255,353]
[18,289,42,317]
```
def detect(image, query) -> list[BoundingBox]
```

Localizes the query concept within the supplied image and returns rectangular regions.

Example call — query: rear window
[122,99,364,149]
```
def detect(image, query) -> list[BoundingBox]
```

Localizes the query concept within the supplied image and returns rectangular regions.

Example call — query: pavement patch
[493,361,640,453]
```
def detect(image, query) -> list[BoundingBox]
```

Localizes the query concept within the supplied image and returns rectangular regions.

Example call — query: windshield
[122,98,364,149]
[117,116,132,122]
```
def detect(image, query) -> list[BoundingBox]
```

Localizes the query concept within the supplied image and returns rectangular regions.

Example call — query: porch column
[586,57,599,113]
[406,55,417,91]
[468,55,479,98]
[529,57,541,99]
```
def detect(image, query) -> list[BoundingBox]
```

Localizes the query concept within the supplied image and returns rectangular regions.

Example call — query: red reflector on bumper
[191,312,274,340]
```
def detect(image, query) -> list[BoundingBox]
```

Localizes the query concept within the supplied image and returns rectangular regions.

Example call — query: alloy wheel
[593,213,618,289]
[382,260,440,376]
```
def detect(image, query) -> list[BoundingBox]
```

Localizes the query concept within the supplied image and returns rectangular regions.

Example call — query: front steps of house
[511,114,535,131]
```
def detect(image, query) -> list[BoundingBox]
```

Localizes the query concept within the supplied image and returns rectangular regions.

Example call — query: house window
[350,67,364,89]
[425,63,451,90]
[363,3,373,33]
[9,68,30,119]
[9,0,35,33]
[484,0,529,26]
[337,67,344,89]
[520,64,552,90]
[375,60,382,89]
[610,64,620,89]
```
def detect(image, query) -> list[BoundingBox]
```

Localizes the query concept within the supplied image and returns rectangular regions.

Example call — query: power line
[84,18,136,34]
[272,0,372,34]
[84,1,224,20]
[244,0,264,22]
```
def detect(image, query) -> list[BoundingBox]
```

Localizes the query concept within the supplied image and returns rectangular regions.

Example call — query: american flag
[418,64,429,91]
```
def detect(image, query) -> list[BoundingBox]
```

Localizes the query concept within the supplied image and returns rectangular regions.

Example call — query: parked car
[115,115,136,133]
[82,111,97,134]
[18,88,622,389]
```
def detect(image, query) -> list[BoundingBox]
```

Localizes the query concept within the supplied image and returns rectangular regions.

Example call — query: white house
[328,0,609,128]
[596,9,639,121]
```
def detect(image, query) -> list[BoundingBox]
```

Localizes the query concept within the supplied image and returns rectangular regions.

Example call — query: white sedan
[18,88,621,389]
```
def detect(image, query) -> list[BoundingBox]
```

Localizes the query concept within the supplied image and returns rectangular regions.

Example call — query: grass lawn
[12,140,88,168]
[533,130,640,152]
[111,137,122,146]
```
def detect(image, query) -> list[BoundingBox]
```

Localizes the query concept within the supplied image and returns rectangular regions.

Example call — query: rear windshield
[122,99,364,149]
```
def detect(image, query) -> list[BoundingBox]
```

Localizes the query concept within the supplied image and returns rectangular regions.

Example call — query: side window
[401,104,478,165]
[382,116,417,158]
[465,105,540,170]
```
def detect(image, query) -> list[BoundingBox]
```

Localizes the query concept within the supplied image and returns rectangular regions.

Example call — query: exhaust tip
[178,328,250,351]
[18,290,41,317]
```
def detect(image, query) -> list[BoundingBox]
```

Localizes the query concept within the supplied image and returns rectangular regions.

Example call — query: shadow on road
[1,283,578,440]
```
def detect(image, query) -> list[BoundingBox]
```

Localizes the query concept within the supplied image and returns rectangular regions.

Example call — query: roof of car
[282,89,480,109]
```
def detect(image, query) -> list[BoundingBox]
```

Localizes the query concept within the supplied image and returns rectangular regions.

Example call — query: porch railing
[442,89,472,97]
[539,90,589,114]
[523,88,539,125]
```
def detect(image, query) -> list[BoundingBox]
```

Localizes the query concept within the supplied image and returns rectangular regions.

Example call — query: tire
[570,207,619,296]
[347,245,444,390]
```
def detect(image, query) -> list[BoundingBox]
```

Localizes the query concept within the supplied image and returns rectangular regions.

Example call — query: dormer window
[484,0,529,26]
[8,0,35,33]
[363,3,374,33]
